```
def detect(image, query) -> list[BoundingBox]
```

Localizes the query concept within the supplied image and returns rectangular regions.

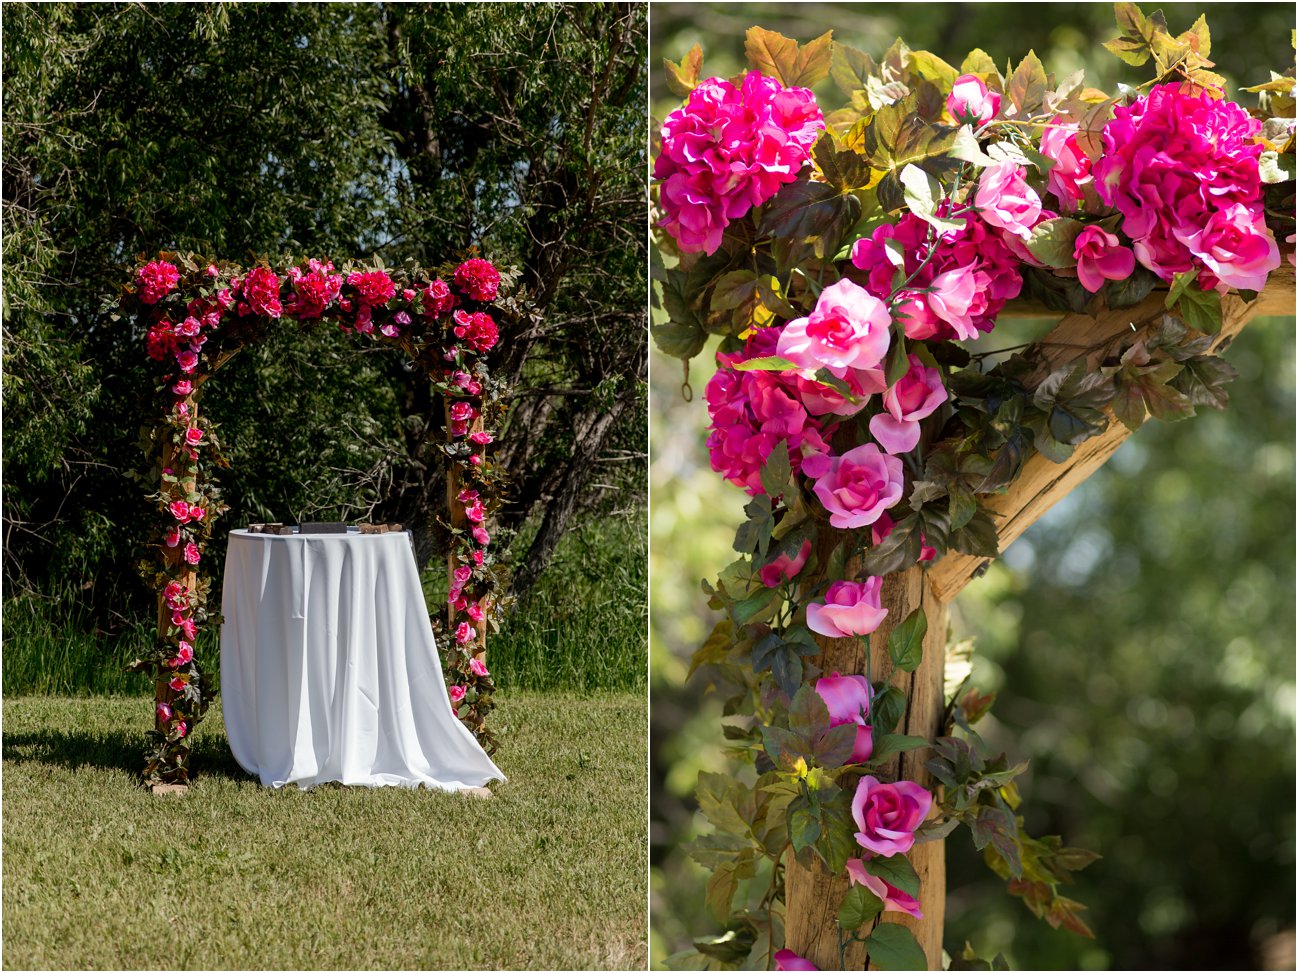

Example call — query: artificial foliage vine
[113,250,513,784]
[653,5,1293,969]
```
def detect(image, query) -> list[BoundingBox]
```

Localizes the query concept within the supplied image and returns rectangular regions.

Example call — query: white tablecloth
[219,528,504,790]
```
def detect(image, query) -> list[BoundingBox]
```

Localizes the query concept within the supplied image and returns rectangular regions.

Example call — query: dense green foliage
[2,692,648,970]
[3,3,646,631]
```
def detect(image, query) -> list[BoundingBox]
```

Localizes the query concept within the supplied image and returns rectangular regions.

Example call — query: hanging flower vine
[654,5,1293,968]
[113,251,512,784]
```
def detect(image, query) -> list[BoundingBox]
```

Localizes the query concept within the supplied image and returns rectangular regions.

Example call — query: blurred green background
[650,4,1296,970]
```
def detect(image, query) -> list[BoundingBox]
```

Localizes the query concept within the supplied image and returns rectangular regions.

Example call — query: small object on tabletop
[246,522,284,534]
[299,522,348,534]
[358,523,404,534]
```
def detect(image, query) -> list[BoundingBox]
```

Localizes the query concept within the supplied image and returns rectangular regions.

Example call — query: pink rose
[845,857,924,918]
[851,775,933,857]
[156,702,174,723]
[168,500,191,522]
[469,657,490,677]
[169,676,186,692]
[946,74,1000,126]
[472,527,491,545]
[1073,226,1137,293]
[165,528,181,548]
[172,380,193,397]
[869,355,948,454]
[183,542,201,566]
[455,621,474,645]
[184,427,203,446]
[774,950,819,971]
[759,539,812,588]
[469,430,493,445]
[347,270,397,308]
[1040,119,1093,210]
[175,721,188,738]
[449,684,466,706]
[806,579,888,640]
[925,266,980,340]
[464,500,486,524]
[450,401,475,422]
[975,160,1042,240]
[454,565,472,584]
[890,292,940,341]
[176,615,197,641]
[175,316,201,338]
[803,443,904,529]
[466,603,485,623]
[1176,202,1281,294]
[814,672,873,763]
[174,641,194,665]
[472,549,484,566]
[422,278,455,316]
[777,279,892,377]
[243,266,282,318]
[176,350,199,373]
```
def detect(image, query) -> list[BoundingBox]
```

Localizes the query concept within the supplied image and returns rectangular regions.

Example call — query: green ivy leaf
[887,607,927,673]
[863,923,927,970]
[865,853,922,898]
[745,27,834,88]
[838,883,885,931]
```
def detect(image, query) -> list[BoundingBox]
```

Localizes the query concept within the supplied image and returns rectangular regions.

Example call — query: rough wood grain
[928,279,1291,603]
[785,560,949,970]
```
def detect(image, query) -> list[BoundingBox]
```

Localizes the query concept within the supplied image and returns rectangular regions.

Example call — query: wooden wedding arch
[121,254,507,792]
[783,264,1296,968]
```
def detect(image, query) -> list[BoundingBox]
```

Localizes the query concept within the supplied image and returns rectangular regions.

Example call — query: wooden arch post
[783,267,1295,968]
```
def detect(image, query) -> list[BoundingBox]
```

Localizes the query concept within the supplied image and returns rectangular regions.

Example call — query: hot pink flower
[455,621,474,644]
[469,657,489,677]
[287,265,343,319]
[976,160,1042,239]
[852,775,932,857]
[454,565,472,584]
[1040,119,1093,210]
[924,266,980,341]
[464,500,486,523]
[760,539,812,588]
[774,950,818,971]
[243,266,282,318]
[347,270,397,308]
[184,427,204,446]
[1096,84,1278,287]
[137,261,180,304]
[156,702,174,723]
[845,857,924,918]
[176,350,199,373]
[165,528,181,548]
[169,676,186,692]
[869,355,947,454]
[175,721,188,738]
[169,500,191,521]
[472,549,484,566]
[1176,202,1281,293]
[466,312,499,352]
[777,278,892,377]
[174,641,194,665]
[807,578,888,640]
[1073,226,1137,293]
[466,603,485,623]
[173,379,193,396]
[174,316,201,338]
[472,526,491,546]
[469,431,493,445]
[449,684,466,706]
[891,292,940,341]
[803,443,903,529]
[183,542,201,566]
[450,401,475,422]
[423,278,456,316]
[655,71,825,254]
[454,258,501,302]
[814,672,873,763]
[946,74,1000,126]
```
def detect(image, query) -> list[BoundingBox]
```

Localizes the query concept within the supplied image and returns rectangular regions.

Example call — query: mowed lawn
[2,692,647,970]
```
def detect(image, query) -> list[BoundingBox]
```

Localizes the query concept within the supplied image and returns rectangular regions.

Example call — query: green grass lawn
[2,692,647,970]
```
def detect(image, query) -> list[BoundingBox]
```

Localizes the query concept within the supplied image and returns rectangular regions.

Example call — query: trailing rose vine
[654,5,1293,969]
[113,251,512,784]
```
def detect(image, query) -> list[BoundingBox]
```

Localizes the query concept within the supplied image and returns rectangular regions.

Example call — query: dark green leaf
[838,883,884,930]
[865,853,921,898]
[871,686,906,734]
[887,607,927,673]
[864,923,927,970]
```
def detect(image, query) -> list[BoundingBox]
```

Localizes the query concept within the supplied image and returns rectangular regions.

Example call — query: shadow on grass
[1,726,254,784]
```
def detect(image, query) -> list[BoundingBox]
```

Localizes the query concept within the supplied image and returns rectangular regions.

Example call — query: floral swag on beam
[114,252,511,786]
[653,5,1293,970]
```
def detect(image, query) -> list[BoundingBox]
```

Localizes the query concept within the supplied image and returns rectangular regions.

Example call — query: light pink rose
[760,539,812,588]
[924,267,980,341]
[777,279,892,377]
[472,526,491,546]
[469,658,490,677]
[1040,119,1093,210]
[183,542,200,565]
[869,355,948,454]
[845,857,924,918]
[455,621,474,644]
[803,443,904,529]
[1073,226,1136,293]
[466,604,485,623]
[851,775,933,857]
[173,641,194,665]
[814,672,873,763]
[172,380,193,397]
[1175,202,1281,294]
[449,684,466,706]
[184,427,203,446]
[975,160,1042,240]
[176,350,199,373]
[891,292,940,341]
[454,565,472,584]
[774,950,819,972]
[946,74,1000,126]
[807,579,888,640]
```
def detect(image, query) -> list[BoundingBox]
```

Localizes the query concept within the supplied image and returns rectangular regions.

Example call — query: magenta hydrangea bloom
[454,258,500,302]
[136,260,180,304]
[1095,83,1280,291]
[655,71,825,255]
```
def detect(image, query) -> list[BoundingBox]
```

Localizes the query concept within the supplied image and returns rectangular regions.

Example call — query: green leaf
[865,853,922,898]
[664,44,704,98]
[812,127,879,194]
[745,27,834,88]
[651,317,707,361]
[760,441,793,497]
[688,618,736,678]
[884,332,910,388]
[760,176,862,262]
[1005,51,1048,116]
[734,494,774,556]
[870,733,929,763]
[900,164,962,233]
[887,607,927,673]
[871,686,907,734]
[1172,286,1223,335]
[949,125,993,168]
[1170,354,1237,409]
[1023,217,1084,269]
[838,883,885,930]
[705,861,740,920]
[863,923,927,970]
[906,49,959,90]
[830,42,877,97]
[733,355,799,372]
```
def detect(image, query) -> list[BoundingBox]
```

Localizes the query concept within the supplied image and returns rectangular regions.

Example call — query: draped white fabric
[219,529,505,790]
